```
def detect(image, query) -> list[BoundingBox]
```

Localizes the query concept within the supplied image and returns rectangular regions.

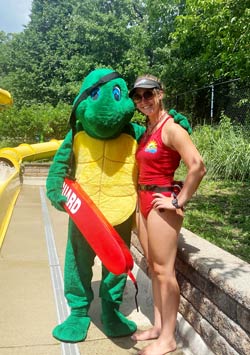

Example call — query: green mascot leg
[52,219,95,343]
[100,218,137,337]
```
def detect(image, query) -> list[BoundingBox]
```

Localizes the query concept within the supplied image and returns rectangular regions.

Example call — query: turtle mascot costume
[46,68,191,343]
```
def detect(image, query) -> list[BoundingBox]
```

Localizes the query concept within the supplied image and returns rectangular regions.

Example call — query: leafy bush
[192,115,250,181]
[0,102,71,146]
[131,110,146,126]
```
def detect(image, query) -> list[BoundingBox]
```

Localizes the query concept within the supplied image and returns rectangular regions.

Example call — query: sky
[0,0,33,33]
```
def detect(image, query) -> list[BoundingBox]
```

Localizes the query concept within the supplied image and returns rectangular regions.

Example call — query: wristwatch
[171,197,182,209]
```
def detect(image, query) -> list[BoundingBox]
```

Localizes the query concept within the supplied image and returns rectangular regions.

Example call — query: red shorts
[138,190,172,219]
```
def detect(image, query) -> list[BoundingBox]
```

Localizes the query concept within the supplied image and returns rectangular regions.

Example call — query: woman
[129,75,206,355]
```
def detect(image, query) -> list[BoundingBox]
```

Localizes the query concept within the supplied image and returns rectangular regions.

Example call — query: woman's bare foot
[138,337,176,355]
[131,326,160,341]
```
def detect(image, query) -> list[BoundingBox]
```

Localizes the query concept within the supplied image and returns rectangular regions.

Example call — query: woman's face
[132,88,163,116]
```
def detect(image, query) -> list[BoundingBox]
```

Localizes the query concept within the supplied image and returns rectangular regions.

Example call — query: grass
[182,177,250,263]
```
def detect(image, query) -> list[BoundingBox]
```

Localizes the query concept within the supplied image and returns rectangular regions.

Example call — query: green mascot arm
[125,122,146,141]
[169,109,192,134]
[46,131,73,211]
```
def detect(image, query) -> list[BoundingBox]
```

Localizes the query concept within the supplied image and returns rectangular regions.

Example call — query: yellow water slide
[0,88,13,108]
[0,88,63,246]
[0,140,62,247]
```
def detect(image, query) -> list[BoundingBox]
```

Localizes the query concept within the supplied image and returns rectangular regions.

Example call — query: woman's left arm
[164,123,206,209]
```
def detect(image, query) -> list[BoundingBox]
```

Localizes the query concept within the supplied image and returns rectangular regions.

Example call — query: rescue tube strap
[127,270,139,312]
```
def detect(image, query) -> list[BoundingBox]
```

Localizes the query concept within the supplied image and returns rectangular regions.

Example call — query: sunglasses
[132,90,155,104]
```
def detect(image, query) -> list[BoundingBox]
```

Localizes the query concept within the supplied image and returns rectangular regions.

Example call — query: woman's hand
[151,193,176,211]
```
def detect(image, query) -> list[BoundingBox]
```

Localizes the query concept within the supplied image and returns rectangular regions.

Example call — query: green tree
[6,0,78,106]
[0,31,16,91]
[1,0,148,107]
[164,0,250,93]
[0,0,249,131]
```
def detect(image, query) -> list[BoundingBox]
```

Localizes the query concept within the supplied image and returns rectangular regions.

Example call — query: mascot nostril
[46,67,191,343]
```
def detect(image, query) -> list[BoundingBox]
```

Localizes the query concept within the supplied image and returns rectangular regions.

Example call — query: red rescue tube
[62,177,134,275]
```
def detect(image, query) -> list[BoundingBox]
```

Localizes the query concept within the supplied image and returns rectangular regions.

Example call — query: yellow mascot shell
[73,131,138,226]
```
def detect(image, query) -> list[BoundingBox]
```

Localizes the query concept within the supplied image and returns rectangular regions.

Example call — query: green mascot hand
[46,176,67,211]
[46,131,73,211]
[169,109,192,135]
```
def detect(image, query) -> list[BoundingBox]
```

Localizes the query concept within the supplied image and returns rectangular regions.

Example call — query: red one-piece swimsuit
[136,116,181,219]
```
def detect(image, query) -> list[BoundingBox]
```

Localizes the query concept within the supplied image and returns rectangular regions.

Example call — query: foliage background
[0,0,249,113]
[0,0,249,262]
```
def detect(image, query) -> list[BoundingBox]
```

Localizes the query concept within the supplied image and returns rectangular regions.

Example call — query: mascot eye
[113,86,121,101]
[90,87,100,100]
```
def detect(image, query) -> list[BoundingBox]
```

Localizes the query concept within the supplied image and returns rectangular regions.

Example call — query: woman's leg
[138,208,183,355]
[131,210,162,341]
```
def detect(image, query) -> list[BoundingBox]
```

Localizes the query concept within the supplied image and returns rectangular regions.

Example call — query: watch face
[172,199,179,208]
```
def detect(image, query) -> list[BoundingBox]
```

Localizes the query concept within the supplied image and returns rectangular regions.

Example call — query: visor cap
[129,77,162,97]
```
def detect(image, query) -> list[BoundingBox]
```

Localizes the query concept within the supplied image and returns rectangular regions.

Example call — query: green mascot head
[71,68,135,139]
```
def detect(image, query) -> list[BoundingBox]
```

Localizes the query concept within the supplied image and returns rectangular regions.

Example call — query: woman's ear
[156,90,164,104]
[158,89,164,100]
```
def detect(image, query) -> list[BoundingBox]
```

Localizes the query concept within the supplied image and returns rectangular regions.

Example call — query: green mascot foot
[101,300,137,337]
[52,315,91,343]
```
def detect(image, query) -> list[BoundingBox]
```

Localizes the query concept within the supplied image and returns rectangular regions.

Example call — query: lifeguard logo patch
[145,140,157,153]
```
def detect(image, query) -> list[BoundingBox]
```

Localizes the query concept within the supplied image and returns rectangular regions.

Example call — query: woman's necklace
[146,111,167,135]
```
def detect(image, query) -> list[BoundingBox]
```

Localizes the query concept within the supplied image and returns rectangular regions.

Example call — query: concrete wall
[22,162,51,177]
